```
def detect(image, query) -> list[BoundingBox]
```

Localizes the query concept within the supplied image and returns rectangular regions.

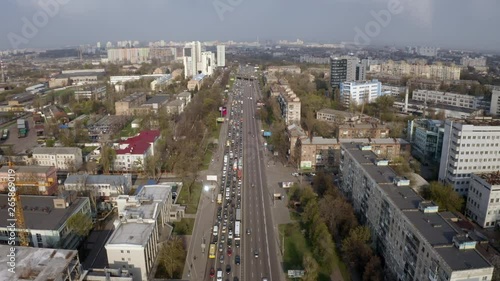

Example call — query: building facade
[466,172,500,228]
[115,92,148,116]
[32,147,83,171]
[439,118,500,195]
[339,143,493,281]
[113,130,160,172]
[64,174,132,199]
[330,56,360,90]
[0,166,58,195]
[407,119,445,163]
[74,86,106,101]
[340,80,382,107]
[217,45,226,67]
[277,87,301,125]
[412,90,482,110]
[107,48,150,64]
[490,90,500,116]
[105,184,173,281]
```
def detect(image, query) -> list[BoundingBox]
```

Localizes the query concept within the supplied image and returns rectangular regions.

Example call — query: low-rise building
[133,95,170,115]
[412,90,483,110]
[8,92,34,105]
[176,91,192,106]
[0,246,83,281]
[337,117,390,139]
[64,174,132,200]
[316,108,359,123]
[32,147,83,172]
[267,65,301,74]
[407,119,445,163]
[340,80,382,108]
[113,130,161,172]
[105,184,174,281]
[115,92,148,116]
[339,143,493,281]
[0,165,58,195]
[466,172,500,228]
[74,86,107,101]
[165,99,185,115]
[187,73,205,91]
[0,192,91,249]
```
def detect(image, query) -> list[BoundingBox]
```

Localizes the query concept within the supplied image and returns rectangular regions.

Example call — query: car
[219,255,224,263]
[262,278,268,281]
[254,250,259,258]
[291,172,299,177]
[226,264,231,274]
[210,267,215,277]
[235,239,240,247]
[235,255,240,265]
[227,247,233,256]
[246,228,251,235]
[234,277,239,281]
[228,231,233,239]
[216,269,223,281]
[219,243,223,252]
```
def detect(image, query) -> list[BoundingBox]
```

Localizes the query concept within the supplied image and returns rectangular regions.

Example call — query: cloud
[400,0,433,28]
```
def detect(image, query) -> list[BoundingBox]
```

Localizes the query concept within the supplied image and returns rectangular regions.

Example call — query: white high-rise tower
[217,45,226,67]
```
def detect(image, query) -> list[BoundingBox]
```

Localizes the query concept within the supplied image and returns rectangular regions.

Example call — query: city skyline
[0,0,499,51]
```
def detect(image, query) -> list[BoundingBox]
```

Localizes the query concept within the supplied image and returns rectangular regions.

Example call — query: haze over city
[1,0,500,51]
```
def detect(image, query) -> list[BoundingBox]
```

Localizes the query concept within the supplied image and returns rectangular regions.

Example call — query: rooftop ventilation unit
[419,201,439,213]
[375,159,389,166]
[393,177,410,186]
[453,234,477,250]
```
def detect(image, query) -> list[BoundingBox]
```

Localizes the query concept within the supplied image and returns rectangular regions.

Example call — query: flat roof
[0,195,87,230]
[435,246,491,271]
[143,95,169,105]
[0,246,78,281]
[65,174,131,186]
[106,222,154,246]
[317,108,356,117]
[33,147,81,155]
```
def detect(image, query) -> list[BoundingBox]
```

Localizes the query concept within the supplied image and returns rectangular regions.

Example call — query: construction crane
[9,161,29,247]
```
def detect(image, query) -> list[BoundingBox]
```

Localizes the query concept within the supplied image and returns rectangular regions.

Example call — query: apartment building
[412,90,482,109]
[165,99,185,115]
[0,193,91,249]
[339,143,493,281]
[460,56,487,68]
[0,165,58,195]
[374,61,461,81]
[32,147,83,171]
[277,86,301,125]
[297,137,408,170]
[217,45,226,67]
[113,130,160,172]
[105,184,173,281]
[466,172,500,228]
[107,48,150,64]
[439,118,500,195]
[0,246,83,281]
[64,174,132,199]
[407,119,445,163]
[115,92,148,116]
[132,95,170,115]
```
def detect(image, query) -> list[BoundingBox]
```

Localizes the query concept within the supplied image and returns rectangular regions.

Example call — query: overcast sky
[1,0,499,51]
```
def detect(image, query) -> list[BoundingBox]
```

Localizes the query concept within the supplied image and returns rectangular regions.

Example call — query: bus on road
[217,194,223,204]
[209,244,216,259]
[234,221,241,239]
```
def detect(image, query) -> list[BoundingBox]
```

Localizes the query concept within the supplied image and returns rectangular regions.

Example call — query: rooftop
[0,195,87,230]
[0,246,78,281]
[8,92,34,102]
[64,174,132,187]
[177,91,191,98]
[33,147,82,155]
[300,137,408,146]
[475,171,500,186]
[119,92,147,103]
[115,130,160,155]
[143,95,169,105]
[193,73,206,81]
[166,99,184,107]
[317,108,357,118]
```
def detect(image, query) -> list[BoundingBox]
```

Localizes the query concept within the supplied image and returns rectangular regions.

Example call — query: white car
[228,231,233,239]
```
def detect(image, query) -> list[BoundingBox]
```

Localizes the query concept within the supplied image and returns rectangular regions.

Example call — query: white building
[466,172,500,228]
[64,174,132,199]
[277,86,301,125]
[32,147,83,171]
[412,90,482,109]
[340,143,494,281]
[113,130,161,172]
[200,51,216,76]
[217,45,226,67]
[0,246,83,281]
[490,90,500,115]
[105,184,173,281]
[0,193,91,249]
[439,118,500,195]
[340,80,382,107]
[183,41,202,79]
[381,85,406,96]
[461,56,487,68]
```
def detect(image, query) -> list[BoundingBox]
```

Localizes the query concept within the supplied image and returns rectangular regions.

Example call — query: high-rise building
[439,118,500,195]
[217,45,226,67]
[489,90,500,115]
[201,51,215,76]
[330,56,361,92]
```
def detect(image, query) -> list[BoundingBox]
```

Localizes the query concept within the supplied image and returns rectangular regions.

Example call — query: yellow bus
[209,244,216,259]
[217,194,223,204]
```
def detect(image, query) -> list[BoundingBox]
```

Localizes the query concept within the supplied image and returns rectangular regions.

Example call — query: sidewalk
[181,94,231,281]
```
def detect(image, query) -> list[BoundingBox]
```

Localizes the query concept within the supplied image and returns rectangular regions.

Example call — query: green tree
[66,212,93,237]
[100,145,116,174]
[421,181,464,212]
[341,226,373,270]
[158,237,186,279]
[302,253,319,281]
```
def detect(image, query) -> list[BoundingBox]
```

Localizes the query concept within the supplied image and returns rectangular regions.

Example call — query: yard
[172,218,195,235]
[119,122,138,138]
[176,182,202,214]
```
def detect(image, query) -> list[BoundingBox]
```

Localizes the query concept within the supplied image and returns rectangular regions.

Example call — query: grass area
[177,182,202,214]
[280,218,350,281]
[202,148,214,170]
[172,218,195,235]
[119,121,138,138]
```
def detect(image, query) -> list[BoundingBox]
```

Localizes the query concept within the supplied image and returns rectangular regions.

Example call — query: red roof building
[113,130,161,171]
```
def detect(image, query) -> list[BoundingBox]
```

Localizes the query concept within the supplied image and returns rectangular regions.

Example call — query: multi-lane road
[203,66,281,281]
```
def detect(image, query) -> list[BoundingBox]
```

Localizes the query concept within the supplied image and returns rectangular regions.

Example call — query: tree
[363,255,383,281]
[341,226,373,271]
[158,237,186,279]
[302,253,319,281]
[66,212,93,237]
[100,145,116,174]
[421,181,464,212]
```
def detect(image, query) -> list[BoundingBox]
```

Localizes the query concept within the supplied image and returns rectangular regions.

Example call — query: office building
[340,143,493,281]
[0,166,57,195]
[466,172,500,228]
[340,80,382,107]
[407,119,445,163]
[330,56,360,90]
[32,147,83,171]
[0,193,91,248]
[0,246,83,281]
[113,130,161,172]
[217,45,226,67]
[439,118,500,195]
[105,184,174,281]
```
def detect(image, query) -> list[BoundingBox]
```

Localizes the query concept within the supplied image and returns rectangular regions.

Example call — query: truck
[17,119,28,138]
[235,209,241,221]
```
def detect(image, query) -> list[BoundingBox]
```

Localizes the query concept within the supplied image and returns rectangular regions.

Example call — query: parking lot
[1,116,39,154]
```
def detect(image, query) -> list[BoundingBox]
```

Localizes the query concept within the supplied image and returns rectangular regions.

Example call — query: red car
[227,248,233,256]
[210,267,215,277]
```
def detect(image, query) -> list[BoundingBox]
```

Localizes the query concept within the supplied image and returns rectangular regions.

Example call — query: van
[213,225,219,236]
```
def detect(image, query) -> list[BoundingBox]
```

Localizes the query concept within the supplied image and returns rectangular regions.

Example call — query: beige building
[176,91,192,106]
[372,60,461,80]
[277,86,301,125]
[165,99,185,115]
[337,120,391,139]
[316,108,359,123]
[115,92,148,116]
[32,147,83,171]
[267,65,302,74]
